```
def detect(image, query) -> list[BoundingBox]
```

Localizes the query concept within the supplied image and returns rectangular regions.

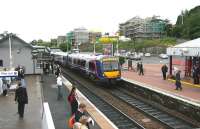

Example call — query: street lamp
[31,49,39,74]
[8,33,13,70]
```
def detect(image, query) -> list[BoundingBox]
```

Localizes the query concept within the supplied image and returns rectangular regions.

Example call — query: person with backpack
[15,81,28,118]
[68,87,79,115]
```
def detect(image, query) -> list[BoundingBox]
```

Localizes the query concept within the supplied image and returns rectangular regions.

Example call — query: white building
[0,34,41,74]
[73,27,89,44]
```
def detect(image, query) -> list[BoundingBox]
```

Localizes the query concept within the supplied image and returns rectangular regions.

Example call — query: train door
[89,61,96,80]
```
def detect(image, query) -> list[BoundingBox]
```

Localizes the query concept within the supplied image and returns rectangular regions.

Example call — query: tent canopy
[167,38,200,56]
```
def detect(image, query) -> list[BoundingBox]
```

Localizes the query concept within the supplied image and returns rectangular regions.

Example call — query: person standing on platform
[175,70,182,91]
[193,65,199,84]
[161,64,168,80]
[68,87,79,115]
[57,74,63,100]
[15,81,28,118]
[128,59,133,71]
[139,62,144,75]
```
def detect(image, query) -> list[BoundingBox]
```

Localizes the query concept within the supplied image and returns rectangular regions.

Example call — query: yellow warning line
[168,79,200,88]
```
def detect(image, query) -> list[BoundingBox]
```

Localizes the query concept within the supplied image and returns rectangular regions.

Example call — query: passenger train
[52,52,121,82]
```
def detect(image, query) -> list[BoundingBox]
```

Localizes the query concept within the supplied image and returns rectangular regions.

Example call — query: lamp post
[9,33,13,70]
[31,49,39,74]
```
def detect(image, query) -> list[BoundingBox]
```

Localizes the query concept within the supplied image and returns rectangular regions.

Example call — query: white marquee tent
[167,38,200,56]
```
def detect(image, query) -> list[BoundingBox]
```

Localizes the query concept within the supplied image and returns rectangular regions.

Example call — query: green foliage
[173,6,200,39]
[79,38,176,53]
[59,43,71,52]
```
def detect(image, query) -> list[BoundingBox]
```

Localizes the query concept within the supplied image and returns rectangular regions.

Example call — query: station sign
[0,71,18,77]
[102,57,118,62]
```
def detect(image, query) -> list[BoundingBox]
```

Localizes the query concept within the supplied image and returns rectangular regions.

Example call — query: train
[51,52,121,83]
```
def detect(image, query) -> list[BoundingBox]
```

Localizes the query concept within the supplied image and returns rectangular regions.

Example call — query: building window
[0,60,3,67]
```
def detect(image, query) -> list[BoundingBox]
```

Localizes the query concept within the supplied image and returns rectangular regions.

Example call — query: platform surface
[122,64,200,104]
[42,74,102,129]
[0,75,42,129]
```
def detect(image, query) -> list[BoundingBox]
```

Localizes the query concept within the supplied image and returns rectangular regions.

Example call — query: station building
[0,34,41,74]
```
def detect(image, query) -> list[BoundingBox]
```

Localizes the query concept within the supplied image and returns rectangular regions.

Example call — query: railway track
[109,88,196,129]
[62,70,145,129]
[61,67,198,129]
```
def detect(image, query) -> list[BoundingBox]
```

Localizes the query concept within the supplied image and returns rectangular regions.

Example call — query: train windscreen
[103,61,119,72]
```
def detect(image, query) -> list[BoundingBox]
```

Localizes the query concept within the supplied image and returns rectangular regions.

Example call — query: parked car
[128,53,141,60]
[145,53,151,57]
[159,54,168,59]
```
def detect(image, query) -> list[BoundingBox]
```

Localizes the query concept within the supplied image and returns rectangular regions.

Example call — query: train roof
[68,53,115,61]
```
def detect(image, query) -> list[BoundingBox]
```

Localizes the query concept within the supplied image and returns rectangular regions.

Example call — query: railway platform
[122,64,200,104]
[42,73,118,129]
[0,75,42,129]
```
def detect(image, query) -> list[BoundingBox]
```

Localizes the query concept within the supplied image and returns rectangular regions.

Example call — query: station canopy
[167,38,200,56]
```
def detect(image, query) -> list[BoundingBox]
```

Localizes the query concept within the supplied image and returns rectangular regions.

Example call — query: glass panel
[103,61,119,71]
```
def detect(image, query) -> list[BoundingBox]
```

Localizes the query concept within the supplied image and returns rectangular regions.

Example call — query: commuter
[74,103,87,122]
[139,62,144,75]
[175,70,182,91]
[57,74,63,100]
[55,65,61,77]
[16,66,25,79]
[193,65,199,84]
[128,59,133,71]
[75,103,94,129]
[2,77,8,96]
[15,81,28,118]
[73,116,89,129]
[161,64,168,80]
[68,87,79,115]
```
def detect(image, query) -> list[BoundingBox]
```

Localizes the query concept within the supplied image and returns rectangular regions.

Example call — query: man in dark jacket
[175,70,182,91]
[161,64,168,80]
[15,81,28,118]
[139,62,144,75]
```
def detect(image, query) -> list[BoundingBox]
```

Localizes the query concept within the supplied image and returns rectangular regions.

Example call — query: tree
[59,42,71,52]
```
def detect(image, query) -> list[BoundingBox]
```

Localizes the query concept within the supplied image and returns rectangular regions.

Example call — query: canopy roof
[167,38,200,56]
[174,38,200,48]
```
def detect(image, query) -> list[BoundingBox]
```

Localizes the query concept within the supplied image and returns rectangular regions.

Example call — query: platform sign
[0,71,18,77]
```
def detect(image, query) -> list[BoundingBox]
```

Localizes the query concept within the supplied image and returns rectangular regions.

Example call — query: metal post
[116,38,119,55]
[170,56,172,75]
[9,34,13,69]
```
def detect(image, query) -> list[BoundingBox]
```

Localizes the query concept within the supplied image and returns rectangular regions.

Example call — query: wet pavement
[0,75,42,129]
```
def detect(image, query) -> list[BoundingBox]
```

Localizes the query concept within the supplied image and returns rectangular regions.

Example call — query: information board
[0,71,18,77]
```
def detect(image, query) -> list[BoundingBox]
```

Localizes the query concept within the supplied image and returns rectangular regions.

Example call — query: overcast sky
[0,0,199,42]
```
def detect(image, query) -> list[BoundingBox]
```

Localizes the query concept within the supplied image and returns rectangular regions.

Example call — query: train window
[89,62,95,72]
[103,61,119,72]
